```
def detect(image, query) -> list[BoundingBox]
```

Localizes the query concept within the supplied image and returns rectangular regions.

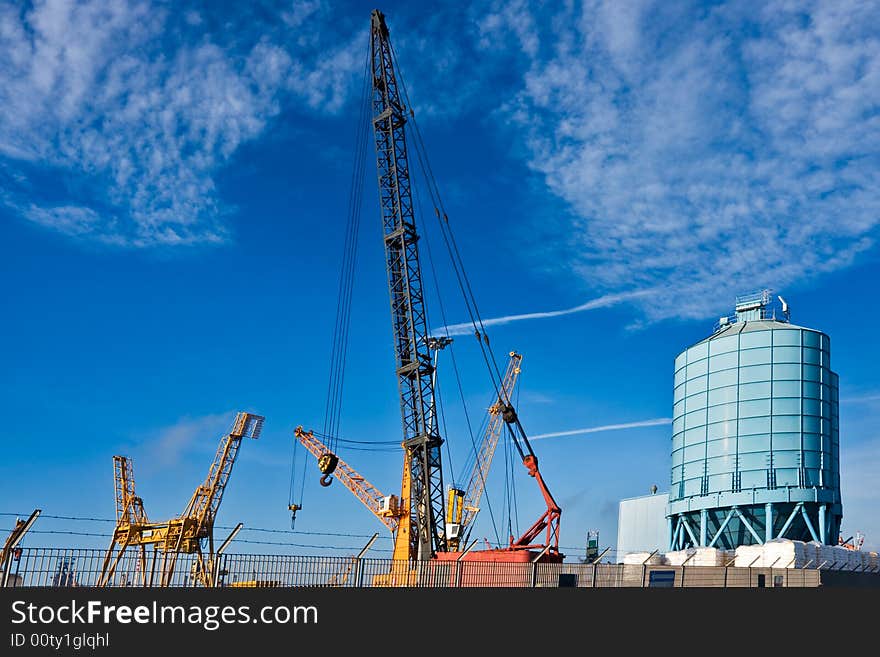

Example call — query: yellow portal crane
[446,352,522,551]
[98,456,152,587]
[98,412,263,587]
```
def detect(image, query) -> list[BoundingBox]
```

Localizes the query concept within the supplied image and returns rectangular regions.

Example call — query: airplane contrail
[437,289,651,336]
[530,417,672,441]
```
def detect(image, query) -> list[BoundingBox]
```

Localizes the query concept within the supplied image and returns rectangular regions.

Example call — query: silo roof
[691,319,823,347]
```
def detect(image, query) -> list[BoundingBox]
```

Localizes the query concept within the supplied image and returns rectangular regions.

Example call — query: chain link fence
[2,547,854,588]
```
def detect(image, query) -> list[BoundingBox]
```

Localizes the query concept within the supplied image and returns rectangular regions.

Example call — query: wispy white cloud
[530,417,672,441]
[22,204,106,239]
[139,411,238,469]
[437,289,649,336]
[0,0,362,247]
[475,0,539,58]
[485,0,880,322]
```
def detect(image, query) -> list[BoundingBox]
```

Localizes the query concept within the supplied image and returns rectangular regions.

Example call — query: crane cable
[388,43,533,544]
[388,41,533,534]
[406,70,503,550]
[388,43,534,470]
[321,43,372,450]
[411,168,473,515]
[289,40,371,513]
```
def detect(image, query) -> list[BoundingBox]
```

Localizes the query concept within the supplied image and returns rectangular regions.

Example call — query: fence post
[354,558,364,588]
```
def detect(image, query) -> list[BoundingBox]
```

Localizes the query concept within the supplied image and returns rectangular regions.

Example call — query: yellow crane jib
[293,425,412,562]
[97,411,263,587]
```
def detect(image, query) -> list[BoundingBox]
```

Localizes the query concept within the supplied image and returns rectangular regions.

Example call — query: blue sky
[1,0,879,558]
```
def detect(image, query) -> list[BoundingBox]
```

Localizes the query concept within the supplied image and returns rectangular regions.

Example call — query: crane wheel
[320,474,334,487]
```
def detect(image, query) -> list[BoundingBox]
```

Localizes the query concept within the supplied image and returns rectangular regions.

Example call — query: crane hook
[320,474,334,487]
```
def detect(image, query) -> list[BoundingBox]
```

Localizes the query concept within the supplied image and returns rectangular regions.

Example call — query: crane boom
[181,412,264,539]
[294,426,412,561]
[114,455,148,527]
[370,8,446,559]
[483,377,563,558]
[447,352,523,551]
[294,427,399,534]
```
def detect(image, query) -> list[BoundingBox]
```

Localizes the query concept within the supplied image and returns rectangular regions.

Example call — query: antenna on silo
[778,295,790,322]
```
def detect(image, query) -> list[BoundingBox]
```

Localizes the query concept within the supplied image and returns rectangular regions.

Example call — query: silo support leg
[673,518,684,550]
[700,509,707,547]
[708,508,736,548]
[800,505,819,543]
[734,507,763,544]
[680,516,698,547]
[818,505,827,544]
[765,503,773,543]
[776,503,802,539]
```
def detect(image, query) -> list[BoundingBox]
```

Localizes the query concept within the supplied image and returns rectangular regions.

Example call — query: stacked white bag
[805,540,823,567]
[661,547,732,566]
[733,539,810,567]
[621,551,666,565]
[733,543,765,567]
[690,547,729,566]
[840,546,862,570]
[663,549,692,566]
[762,538,810,568]
[814,542,837,568]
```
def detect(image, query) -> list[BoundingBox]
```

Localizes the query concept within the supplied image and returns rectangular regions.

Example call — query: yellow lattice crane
[445,351,522,551]
[98,411,263,587]
[294,426,412,562]
[293,352,522,581]
[1,509,40,587]
[294,427,425,585]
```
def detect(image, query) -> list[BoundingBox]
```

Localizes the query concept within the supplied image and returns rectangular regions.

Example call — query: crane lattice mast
[370,9,446,559]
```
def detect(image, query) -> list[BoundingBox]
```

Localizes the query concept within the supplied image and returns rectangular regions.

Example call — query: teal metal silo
[667,290,842,550]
